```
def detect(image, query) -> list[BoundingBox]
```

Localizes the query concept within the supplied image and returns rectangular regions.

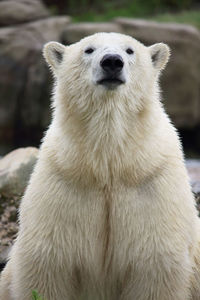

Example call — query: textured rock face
[0,147,38,197]
[0,147,38,269]
[62,22,122,44]
[114,18,200,128]
[0,0,49,26]
[186,159,200,215]
[0,14,71,154]
[186,160,200,195]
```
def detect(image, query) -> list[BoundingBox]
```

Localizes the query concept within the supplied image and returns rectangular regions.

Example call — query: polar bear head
[43,32,170,113]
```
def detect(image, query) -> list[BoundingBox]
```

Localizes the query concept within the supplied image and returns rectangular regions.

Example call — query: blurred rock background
[0,0,200,268]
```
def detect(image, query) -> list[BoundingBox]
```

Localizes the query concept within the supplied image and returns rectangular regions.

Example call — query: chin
[96,78,126,91]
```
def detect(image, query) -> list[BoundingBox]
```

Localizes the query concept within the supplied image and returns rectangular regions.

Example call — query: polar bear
[1,32,200,300]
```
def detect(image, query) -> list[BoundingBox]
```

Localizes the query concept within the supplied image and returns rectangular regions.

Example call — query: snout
[100,54,124,74]
[97,54,125,89]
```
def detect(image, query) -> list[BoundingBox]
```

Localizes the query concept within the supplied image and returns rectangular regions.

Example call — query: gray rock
[186,159,200,196]
[0,0,49,26]
[62,22,122,44]
[186,159,200,216]
[0,147,38,197]
[0,148,38,266]
[0,193,19,271]
[0,147,39,269]
[0,148,40,268]
[0,246,11,271]
[114,18,200,129]
[0,16,71,153]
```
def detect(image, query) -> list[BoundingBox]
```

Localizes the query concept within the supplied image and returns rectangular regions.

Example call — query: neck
[49,91,164,187]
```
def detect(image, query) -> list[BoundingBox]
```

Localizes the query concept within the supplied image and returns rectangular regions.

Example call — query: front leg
[0,261,13,300]
[116,248,193,300]
[190,231,200,300]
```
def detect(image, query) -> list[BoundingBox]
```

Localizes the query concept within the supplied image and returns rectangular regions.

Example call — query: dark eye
[126,48,134,55]
[85,47,95,54]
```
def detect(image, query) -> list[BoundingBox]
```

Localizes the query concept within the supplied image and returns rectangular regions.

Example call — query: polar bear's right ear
[43,42,66,72]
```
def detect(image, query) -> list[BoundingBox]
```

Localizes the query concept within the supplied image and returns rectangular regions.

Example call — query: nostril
[115,58,124,69]
[100,54,124,73]
[102,58,112,69]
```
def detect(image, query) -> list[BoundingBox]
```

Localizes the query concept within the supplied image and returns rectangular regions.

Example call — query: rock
[0,147,38,197]
[0,246,11,271]
[186,159,200,197]
[0,147,39,270]
[0,193,20,271]
[0,16,71,154]
[0,147,39,268]
[114,18,200,129]
[24,16,71,42]
[0,0,49,26]
[62,22,122,44]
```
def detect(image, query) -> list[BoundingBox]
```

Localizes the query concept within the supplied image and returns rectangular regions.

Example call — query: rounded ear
[43,42,66,73]
[149,43,170,71]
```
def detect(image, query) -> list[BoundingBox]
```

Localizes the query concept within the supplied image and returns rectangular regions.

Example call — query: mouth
[97,77,125,89]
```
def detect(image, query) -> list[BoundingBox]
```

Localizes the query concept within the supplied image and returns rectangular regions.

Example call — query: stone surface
[186,159,200,196]
[0,192,19,270]
[0,16,71,154]
[0,147,39,268]
[115,18,200,128]
[0,147,38,197]
[186,159,200,216]
[62,22,122,44]
[0,0,49,26]
[0,194,18,270]
[0,246,11,271]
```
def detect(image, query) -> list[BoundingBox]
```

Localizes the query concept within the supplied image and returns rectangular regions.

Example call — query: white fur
[1,32,200,300]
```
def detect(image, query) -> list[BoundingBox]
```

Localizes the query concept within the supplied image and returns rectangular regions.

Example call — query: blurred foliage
[44,0,199,17]
[151,10,200,28]
[70,8,200,29]
[32,290,44,300]
[44,0,200,29]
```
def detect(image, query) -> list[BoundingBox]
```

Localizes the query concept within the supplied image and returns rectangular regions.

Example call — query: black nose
[100,54,124,74]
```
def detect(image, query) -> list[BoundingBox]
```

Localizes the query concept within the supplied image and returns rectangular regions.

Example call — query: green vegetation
[73,9,200,30]
[45,0,200,29]
[45,0,197,16]
[32,290,44,300]
[152,10,200,29]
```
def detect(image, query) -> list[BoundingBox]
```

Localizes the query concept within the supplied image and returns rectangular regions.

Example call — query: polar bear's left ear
[149,43,170,71]
[43,41,66,72]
